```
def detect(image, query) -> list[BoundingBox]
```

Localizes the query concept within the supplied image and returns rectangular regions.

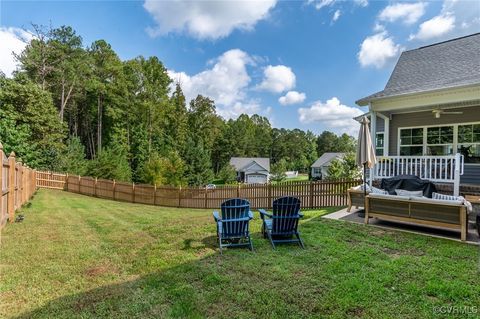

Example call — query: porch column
[369,111,377,186]
[453,153,461,196]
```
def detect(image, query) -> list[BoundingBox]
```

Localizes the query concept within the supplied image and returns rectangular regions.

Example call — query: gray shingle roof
[357,33,480,106]
[229,157,270,172]
[311,153,345,168]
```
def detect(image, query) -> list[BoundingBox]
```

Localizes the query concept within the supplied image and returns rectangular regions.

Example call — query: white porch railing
[372,153,464,196]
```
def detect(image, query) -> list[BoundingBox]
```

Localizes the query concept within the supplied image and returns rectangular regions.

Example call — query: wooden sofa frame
[365,195,468,241]
[347,189,367,212]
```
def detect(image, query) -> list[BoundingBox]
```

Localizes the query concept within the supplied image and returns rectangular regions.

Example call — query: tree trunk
[59,79,74,122]
[97,94,103,155]
[60,81,65,121]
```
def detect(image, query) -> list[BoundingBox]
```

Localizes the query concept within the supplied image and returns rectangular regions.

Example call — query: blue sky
[1,0,479,135]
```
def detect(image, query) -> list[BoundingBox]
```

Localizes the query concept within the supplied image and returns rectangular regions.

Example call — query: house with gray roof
[356,33,480,193]
[229,157,270,184]
[311,153,345,179]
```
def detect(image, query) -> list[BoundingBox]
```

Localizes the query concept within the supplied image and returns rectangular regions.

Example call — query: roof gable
[357,33,480,105]
[311,153,345,168]
[229,157,270,171]
[243,161,269,172]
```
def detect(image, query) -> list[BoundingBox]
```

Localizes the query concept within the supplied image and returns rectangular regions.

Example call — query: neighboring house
[229,157,270,184]
[356,33,480,195]
[311,153,345,179]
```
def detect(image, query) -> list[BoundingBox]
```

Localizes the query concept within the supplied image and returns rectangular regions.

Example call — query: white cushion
[351,184,371,192]
[371,186,388,195]
[432,192,472,212]
[395,189,423,197]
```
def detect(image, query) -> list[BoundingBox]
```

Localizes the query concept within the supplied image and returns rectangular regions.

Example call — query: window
[426,125,454,155]
[399,128,423,155]
[398,122,480,163]
[376,132,384,156]
[458,124,480,163]
[312,167,321,175]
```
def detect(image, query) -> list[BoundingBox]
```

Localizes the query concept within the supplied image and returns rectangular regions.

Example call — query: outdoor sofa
[346,175,471,241]
[364,193,469,241]
[347,175,437,212]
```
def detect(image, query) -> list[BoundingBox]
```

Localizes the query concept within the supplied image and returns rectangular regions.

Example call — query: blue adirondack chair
[213,198,253,254]
[259,196,305,249]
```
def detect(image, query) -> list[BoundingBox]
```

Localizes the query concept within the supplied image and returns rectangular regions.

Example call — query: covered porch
[369,153,464,196]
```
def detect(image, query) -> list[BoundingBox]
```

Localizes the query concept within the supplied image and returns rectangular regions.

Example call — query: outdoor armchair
[213,198,253,254]
[259,196,305,249]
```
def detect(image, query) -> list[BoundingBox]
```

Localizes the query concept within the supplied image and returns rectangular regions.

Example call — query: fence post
[132,182,135,203]
[22,165,27,204]
[94,177,98,197]
[309,181,314,209]
[112,179,116,200]
[78,175,81,194]
[65,173,68,191]
[17,159,23,206]
[31,169,36,197]
[237,184,240,198]
[204,186,208,209]
[7,152,15,223]
[153,184,157,205]
[33,170,36,196]
[178,186,182,208]
[268,183,272,208]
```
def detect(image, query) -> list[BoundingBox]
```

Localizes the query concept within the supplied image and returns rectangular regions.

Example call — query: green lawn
[1,189,479,318]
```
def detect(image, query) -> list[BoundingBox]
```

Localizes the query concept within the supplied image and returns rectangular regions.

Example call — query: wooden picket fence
[1,145,37,229]
[36,171,361,209]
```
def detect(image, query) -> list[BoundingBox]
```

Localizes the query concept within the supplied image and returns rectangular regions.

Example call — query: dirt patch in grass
[347,306,365,317]
[381,246,425,259]
[84,264,119,278]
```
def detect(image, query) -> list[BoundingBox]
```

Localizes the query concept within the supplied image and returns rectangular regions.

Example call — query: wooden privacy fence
[36,172,361,209]
[1,144,37,229]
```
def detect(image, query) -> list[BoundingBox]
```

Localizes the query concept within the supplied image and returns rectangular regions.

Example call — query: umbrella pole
[358,163,367,218]
[364,164,367,196]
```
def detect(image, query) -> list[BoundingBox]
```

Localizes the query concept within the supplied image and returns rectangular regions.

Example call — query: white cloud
[298,97,364,135]
[168,49,263,119]
[355,0,369,8]
[409,13,455,40]
[219,101,262,119]
[279,91,306,105]
[144,0,277,40]
[357,32,401,68]
[0,27,34,77]
[313,0,336,10]
[373,23,386,32]
[257,65,296,93]
[311,0,367,10]
[332,10,341,23]
[378,2,427,25]
[407,0,480,42]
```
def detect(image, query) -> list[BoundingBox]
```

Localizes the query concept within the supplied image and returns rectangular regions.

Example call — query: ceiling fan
[432,109,463,119]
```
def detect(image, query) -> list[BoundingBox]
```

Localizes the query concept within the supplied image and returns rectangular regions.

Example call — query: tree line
[0,25,357,186]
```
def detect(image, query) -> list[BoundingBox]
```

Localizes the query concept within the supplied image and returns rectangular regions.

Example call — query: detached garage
[229,157,270,184]
[246,174,268,184]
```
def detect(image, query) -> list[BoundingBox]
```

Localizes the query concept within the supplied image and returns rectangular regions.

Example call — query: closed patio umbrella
[356,116,376,217]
